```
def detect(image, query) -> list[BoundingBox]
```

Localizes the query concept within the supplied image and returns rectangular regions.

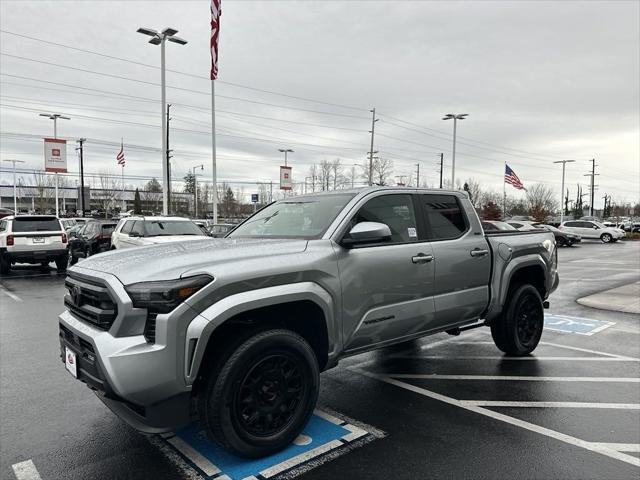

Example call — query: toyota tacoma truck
[58,187,558,457]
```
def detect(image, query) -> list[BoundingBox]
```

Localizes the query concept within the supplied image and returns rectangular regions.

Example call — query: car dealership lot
[1,241,639,480]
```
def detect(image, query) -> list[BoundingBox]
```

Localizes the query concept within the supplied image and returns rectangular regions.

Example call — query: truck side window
[421,194,468,240]
[130,221,144,236]
[350,194,419,244]
[0,220,5,232]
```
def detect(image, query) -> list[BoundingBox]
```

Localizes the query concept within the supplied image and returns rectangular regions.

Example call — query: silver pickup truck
[58,187,558,457]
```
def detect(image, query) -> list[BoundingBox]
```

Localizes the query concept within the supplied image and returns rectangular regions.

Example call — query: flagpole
[121,165,125,212]
[211,79,218,224]
[503,162,506,220]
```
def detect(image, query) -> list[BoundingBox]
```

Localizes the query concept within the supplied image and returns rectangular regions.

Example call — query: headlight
[125,275,213,313]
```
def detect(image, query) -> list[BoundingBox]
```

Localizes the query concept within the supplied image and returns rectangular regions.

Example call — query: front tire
[491,284,544,356]
[601,233,612,243]
[199,329,319,458]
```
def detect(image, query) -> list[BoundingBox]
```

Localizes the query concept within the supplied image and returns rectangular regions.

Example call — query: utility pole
[439,153,444,188]
[3,159,25,214]
[166,103,173,214]
[415,163,420,187]
[584,159,598,217]
[368,108,379,186]
[76,138,86,214]
[553,160,575,225]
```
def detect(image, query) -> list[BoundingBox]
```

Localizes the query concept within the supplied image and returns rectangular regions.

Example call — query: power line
[0,29,368,112]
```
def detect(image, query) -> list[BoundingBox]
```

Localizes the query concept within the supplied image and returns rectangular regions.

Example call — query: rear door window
[564,221,579,227]
[420,194,468,241]
[130,221,144,236]
[121,220,134,234]
[11,217,61,232]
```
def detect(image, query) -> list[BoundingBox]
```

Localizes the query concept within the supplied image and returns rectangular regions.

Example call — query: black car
[538,224,581,247]
[68,220,117,265]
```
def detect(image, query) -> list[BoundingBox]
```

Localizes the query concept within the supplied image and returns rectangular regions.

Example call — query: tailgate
[12,232,65,252]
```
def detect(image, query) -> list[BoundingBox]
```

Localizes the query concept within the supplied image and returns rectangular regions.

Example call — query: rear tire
[601,233,612,243]
[198,329,319,458]
[55,255,67,272]
[491,284,544,356]
[557,237,566,247]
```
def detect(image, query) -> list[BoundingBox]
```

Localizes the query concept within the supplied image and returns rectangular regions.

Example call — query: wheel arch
[185,282,335,387]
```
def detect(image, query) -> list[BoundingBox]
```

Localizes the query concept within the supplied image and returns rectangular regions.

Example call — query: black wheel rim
[233,353,305,437]
[515,294,542,348]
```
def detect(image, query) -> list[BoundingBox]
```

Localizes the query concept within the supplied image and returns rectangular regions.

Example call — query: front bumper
[58,267,201,433]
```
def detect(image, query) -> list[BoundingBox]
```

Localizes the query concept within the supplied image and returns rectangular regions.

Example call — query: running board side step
[445,321,488,336]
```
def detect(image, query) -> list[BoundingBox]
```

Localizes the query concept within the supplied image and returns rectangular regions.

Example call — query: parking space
[1,241,639,479]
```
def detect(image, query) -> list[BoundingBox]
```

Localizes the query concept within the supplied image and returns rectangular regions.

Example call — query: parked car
[59,187,558,458]
[60,218,78,231]
[481,220,517,232]
[559,220,625,243]
[110,216,208,249]
[506,220,542,231]
[0,207,15,220]
[207,223,235,238]
[68,220,118,265]
[537,224,581,247]
[0,215,68,274]
[193,220,213,236]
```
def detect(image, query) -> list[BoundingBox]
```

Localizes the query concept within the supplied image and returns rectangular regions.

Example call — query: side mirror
[342,221,391,247]
[593,225,599,229]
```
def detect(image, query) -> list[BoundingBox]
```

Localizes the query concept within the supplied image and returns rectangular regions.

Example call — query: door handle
[412,253,434,264]
[470,248,489,257]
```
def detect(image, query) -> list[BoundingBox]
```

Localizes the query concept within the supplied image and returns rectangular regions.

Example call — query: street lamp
[351,163,360,188]
[553,160,576,224]
[192,164,204,218]
[3,159,25,214]
[442,113,468,187]
[137,26,188,216]
[278,148,294,167]
[40,113,70,215]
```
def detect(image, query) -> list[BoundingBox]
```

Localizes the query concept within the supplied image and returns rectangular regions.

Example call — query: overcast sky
[1,0,638,206]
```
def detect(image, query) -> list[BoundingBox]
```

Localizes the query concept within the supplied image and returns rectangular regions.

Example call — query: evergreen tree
[133,188,142,214]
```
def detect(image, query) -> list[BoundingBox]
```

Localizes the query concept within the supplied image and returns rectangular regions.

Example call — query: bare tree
[526,184,557,222]
[463,178,482,207]
[28,172,56,212]
[319,160,333,191]
[365,157,394,186]
[96,171,120,217]
[141,177,162,213]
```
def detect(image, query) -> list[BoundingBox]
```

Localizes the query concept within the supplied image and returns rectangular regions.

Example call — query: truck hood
[72,238,308,285]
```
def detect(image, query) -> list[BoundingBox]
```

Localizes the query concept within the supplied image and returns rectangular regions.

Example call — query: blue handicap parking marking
[162,410,377,480]
[545,314,614,336]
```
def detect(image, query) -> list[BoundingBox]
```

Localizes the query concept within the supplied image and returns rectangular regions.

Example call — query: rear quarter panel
[484,231,557,321]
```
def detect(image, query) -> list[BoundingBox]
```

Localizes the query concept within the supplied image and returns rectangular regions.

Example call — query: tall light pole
[137,27,187,216]
[553,160,575,224]
[39,113,70,215]
[442,113,468,188]
[3,159,25,214]
[192,164,204,218]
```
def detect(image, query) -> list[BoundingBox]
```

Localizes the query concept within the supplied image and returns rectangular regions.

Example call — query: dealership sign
[44,138,67,173]
[280,165,292,190]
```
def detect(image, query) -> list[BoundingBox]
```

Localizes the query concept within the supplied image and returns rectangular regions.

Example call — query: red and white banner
[44,138,67,173]
[280,166,292,190]
[210,0,221,80]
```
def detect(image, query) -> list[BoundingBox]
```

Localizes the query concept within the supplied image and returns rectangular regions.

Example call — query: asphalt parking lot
[1,240,639,480]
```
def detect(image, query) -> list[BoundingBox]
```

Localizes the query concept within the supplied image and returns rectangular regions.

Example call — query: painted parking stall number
[544,314,614,336]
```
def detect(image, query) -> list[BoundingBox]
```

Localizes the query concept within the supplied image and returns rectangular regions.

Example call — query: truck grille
[64,272,118,330]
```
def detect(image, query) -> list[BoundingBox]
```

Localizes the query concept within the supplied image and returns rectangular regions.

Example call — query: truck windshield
[229,193,355,239]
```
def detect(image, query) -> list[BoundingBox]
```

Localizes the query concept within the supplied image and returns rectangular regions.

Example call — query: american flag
[210,0,221,80]
[117,140,125,167]
[504,164,525,190]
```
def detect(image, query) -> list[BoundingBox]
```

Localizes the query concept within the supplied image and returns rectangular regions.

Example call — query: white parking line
[11,460,42,480]
[166,436,221,477]
[459,401,640,409]
[589,443,640,453]
[354,370,640,468]
[403,355,640,362]
[385,374,640,383]
[0,284,22,302]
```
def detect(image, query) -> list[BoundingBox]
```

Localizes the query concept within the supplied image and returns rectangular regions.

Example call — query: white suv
[111,216,208,249]
[0,215,68,274]
[559,220,625,243]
